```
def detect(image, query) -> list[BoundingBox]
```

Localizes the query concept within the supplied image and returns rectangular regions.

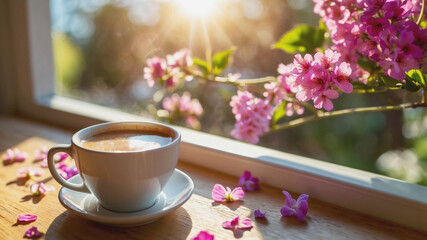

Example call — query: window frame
[1,0,426,231]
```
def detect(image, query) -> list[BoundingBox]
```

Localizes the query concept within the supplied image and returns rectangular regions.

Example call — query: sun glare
[177,0,218,17]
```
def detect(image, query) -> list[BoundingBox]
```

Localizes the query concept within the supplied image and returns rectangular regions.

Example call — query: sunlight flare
[177,0,219,17]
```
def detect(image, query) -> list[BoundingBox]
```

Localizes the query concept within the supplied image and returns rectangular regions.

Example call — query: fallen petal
[211,184,227,202]
[191,231,214,240]
[254,209,266,218]
[231,187,245,200]
[24,226,42,238]
[18,214,38,222]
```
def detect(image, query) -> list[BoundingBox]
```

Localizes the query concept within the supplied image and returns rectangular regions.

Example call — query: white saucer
[58,169,194,227]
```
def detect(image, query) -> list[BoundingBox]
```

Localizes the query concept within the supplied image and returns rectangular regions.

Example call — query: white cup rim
[71,121,181,154]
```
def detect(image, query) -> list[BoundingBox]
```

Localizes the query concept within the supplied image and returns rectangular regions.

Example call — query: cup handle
[47,144,90,193]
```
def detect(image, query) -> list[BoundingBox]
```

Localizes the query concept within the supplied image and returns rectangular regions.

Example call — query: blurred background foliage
[50,0,427,186]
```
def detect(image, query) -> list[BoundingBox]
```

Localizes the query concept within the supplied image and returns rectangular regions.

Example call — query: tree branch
[417,0,425,25]
[268,102,427,133]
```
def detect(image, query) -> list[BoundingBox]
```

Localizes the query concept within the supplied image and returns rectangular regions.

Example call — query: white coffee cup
[47,121,181,212]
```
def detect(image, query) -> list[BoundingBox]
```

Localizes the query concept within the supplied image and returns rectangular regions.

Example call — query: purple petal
[191,231,214,240]
[211,184,227,202]
[254,209,266,218]
[231,187,245,200]
[24,226,42,238]
[282,191,296,207]
[238,170,251,186]
[296,194,309,204]
[18,214,38,222]
[244,181,256,192]
[238,218,253,229]
[295,200,309,222]
[280,206,295,217]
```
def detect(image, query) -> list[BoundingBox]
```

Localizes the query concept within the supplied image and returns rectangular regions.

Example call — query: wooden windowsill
[0,115,425,239]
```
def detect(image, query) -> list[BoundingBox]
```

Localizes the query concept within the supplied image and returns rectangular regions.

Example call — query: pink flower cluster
[279,49,353,111]
[230,90,274,144]
[314,0,426,80]
[265,64,305,117]
[162,91,203,129]
[144,49,194,88]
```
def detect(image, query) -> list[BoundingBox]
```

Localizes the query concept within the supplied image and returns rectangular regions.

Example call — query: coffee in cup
[47,121,181,212]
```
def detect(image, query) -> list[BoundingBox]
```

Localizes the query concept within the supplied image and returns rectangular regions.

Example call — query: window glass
[50,0,427,186]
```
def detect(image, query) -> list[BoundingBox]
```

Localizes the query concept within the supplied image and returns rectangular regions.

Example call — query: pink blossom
[325,4,351,25]
[383,0,413,21]
[360,0,386,22]
[222,216,253,229]
[162,92,203,129]
[211,184,244,203]
[313,89,339,111]
[167,49,193,73]
[228,73,241,82]
[263,82,286,105]
[179,92,203,116]
[30,183,55,197]
[366,17,390,37]
[24,226,42,238]
[254,209,267,218]
[2,148,28,164]
[17,167,44,179]
[281,190,309,222]
[18,214,38,222]
[286,102,304,117]
[191,231,214,240]
[383,52,420,80]
[230,90,273,144]
[332,62,353,93]
[304,67,331,98]
[144,56,167,87]
[238,170,260,192]
[292,54,313,78]
[314,49,340,69]
[394,30,423,58]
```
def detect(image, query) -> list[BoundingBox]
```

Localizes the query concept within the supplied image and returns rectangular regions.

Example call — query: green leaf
[404,73,423,93]
[377,74,403,88]
[193,57,209,75]
[272,24,325,54]
[212,47,236,75]
[318,19,327,32]
[407,69,425,88]
[271,101,287,127]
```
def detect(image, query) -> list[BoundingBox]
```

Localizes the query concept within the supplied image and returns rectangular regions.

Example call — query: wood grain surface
[0,116,426,239]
